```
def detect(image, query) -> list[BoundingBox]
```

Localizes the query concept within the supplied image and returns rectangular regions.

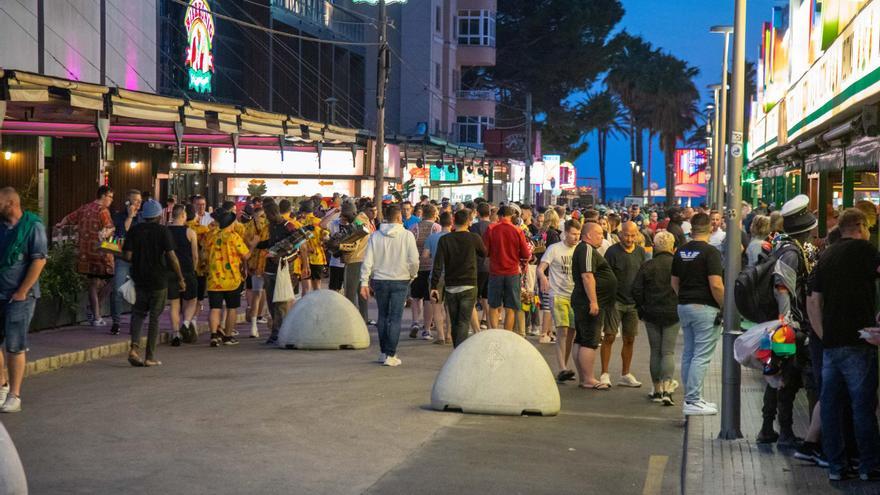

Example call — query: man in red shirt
[483,206,532,331]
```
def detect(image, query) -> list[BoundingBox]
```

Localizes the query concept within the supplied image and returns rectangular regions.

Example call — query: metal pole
[716,31,732,212]
[524,93,533,205]
[709,86,721,208]
[373,0,388,220]
[719,0,746,441]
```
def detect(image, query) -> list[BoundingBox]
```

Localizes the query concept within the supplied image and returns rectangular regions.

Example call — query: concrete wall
[458,0,495,10]
[0,0,157,90]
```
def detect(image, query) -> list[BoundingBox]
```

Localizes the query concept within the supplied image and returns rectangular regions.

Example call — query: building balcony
[457,44,496,67]
[271,0,364,43]
[456,89,496,101]
[456,98,496,119]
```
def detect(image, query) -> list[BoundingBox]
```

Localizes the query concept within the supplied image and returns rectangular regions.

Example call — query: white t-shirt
[540,241,577,298]
[709,228,726,250]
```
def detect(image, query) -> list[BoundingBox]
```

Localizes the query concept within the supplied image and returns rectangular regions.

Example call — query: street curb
[24,313,247,377]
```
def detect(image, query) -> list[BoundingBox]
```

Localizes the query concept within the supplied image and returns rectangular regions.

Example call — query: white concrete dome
[0,421,27,495]
[430,329,561,416]
[277,290,370,350]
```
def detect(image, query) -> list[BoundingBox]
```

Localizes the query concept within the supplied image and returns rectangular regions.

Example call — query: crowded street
[3,0,880,494]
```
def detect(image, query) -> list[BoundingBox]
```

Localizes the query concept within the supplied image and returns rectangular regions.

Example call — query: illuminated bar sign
[185,0,215,94]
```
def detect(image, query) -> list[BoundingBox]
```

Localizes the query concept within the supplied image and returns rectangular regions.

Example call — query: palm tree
[647,53,701,205]
[574,91,627,203]
[605,33,659,197]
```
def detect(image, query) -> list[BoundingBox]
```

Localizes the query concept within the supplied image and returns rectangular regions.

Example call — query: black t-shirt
[810,238,880,348]
[666,221,687,249]
[604,243,646,305]
[168,225,194,274]
[571,241,617,306]
[123,222,175,290]
[470,219,491,273]
[671,240,723,307]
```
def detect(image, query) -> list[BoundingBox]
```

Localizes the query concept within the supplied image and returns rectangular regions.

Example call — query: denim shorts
[0,296,37,353]
[488,274,521,310]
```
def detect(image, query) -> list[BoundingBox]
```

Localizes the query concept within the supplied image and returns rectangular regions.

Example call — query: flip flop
[579,382,610,391]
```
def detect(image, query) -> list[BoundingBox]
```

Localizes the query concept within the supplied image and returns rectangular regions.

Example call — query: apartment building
[358,0,496,147]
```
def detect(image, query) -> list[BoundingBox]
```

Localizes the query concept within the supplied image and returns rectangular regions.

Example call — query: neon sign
[185,0,215,94]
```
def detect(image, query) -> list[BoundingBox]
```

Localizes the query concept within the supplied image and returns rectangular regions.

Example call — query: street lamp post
[711,25,734,212]
[707,87,721,208]
[719,5,745,440]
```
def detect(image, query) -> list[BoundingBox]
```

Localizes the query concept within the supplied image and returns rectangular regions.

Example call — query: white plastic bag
[118,278,136,305]
[273,259,295,303]
[734,320,780,370]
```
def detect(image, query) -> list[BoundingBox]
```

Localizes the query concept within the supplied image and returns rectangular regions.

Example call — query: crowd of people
[0,184,879,482]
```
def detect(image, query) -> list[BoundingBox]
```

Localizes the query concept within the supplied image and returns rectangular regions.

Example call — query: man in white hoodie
[360,204,420,366]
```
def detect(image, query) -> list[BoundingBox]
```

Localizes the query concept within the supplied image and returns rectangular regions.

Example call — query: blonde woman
[631,231,680,406]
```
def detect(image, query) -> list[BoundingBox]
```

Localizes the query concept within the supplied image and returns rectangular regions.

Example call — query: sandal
[433,339,445,345]
[144,360,162,367]
[579,382,610,391]
[128,352,144,367]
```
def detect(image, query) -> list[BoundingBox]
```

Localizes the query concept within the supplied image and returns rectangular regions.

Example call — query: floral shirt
[65,201,114,276]
[187,219,211,276]
[302,213,327,266]
[206,226,249,291]
[245,216,269,274]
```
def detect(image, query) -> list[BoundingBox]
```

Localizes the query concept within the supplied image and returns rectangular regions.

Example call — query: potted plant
[32,241,86,330]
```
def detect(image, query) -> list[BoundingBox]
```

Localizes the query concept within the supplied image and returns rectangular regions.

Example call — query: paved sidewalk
[684,343,878,495]
[23,307,242,377]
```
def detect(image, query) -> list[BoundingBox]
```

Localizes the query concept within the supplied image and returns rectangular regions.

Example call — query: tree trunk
[599,130,607,204]
[635,127,644,196]
[664,138,676,206]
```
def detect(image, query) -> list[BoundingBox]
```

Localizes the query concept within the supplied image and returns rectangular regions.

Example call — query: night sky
[573,0,778,194]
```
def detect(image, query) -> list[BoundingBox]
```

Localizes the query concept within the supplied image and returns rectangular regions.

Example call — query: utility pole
[373,0,389,220]
[719,0,746,440]
[708,84,722,208]
[524,93,533,204]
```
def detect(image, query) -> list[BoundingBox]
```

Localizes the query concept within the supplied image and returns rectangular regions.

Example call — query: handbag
[118,278,136,305]
[273,258,295,303]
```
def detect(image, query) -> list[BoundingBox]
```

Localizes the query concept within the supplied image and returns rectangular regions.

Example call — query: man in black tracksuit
[430,209,487,347]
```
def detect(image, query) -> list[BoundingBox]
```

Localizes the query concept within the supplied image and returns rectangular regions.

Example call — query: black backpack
[734,245,795,323]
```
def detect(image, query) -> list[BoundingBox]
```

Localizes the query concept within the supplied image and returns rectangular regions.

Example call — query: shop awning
[0,69,365,152]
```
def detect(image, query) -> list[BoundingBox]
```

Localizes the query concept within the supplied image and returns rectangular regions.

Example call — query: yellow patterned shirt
[206,227,250,291]
[303,213,327,266]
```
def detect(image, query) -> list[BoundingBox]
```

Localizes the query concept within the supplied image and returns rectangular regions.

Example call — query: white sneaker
[0,384,8,403]
[377,353,387,363]
[618,373,642,388]
[683,400,717,416]
[383,355,402,367]
[599,373,612,387]
[420,329,434,340]
[0,395,21,413]
[91,318,107,327]
[695,399,717,410]
[250,320,259,338]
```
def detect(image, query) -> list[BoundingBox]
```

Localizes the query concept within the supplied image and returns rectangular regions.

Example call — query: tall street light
[719,5,745,440]
[711,25,734,211]
[707,86,722,208]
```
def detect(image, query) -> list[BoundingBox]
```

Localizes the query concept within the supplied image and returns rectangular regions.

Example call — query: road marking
[643,455,668,495]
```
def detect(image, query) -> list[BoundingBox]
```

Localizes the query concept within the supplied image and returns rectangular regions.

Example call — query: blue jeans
[821,346,880,475]
[677,304,721,404]
[110,258,131,325]
[372,280,409,357]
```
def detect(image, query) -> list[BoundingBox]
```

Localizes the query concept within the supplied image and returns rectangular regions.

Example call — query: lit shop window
[457,10,495,47]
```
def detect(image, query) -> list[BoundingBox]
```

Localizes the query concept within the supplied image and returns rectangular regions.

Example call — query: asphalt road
[2,315,684,495]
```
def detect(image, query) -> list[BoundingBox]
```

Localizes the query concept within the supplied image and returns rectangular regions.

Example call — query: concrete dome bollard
[277,289,370,350]
[0,421,27,495]
[431,329,560,416]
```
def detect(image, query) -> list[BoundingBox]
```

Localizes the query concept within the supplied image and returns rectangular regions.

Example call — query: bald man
[602,221,647,388]
[570,222,618,390]
[0,187,47,413]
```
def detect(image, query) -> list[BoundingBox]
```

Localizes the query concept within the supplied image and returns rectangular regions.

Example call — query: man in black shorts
[166,205,199,346]
[571,222,617,390]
